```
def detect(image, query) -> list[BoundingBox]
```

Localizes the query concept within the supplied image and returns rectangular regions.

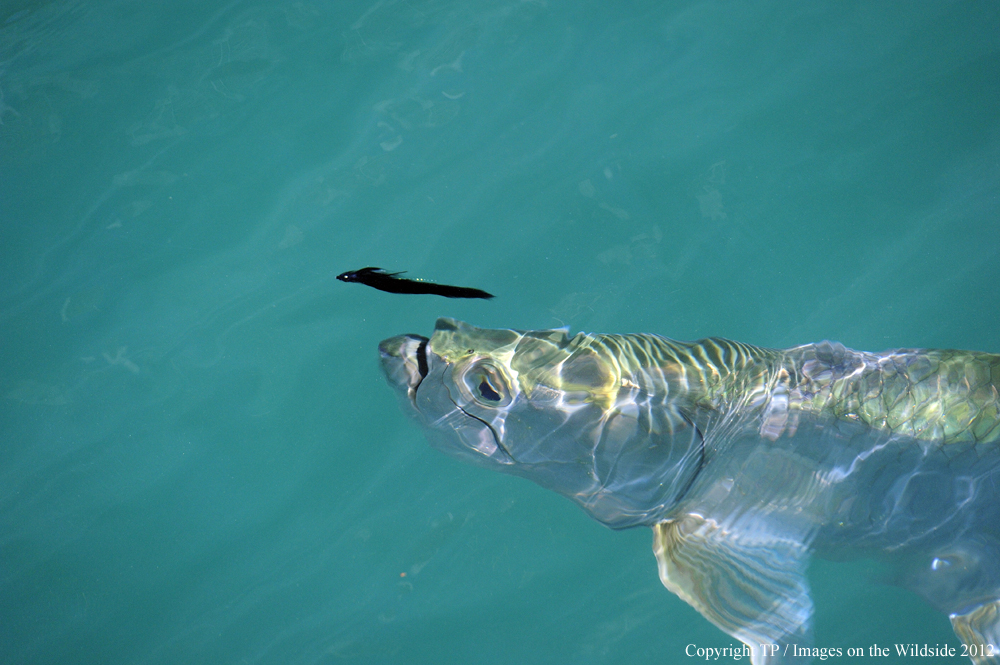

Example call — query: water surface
[2,1,998,663]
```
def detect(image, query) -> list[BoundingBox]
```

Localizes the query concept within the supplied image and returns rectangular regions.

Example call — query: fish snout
[379,334,430,397]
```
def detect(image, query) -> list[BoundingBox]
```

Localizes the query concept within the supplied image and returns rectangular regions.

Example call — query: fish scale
[602,336,1000,447]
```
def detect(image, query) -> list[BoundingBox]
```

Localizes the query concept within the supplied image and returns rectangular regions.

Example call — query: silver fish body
[379,318,1000,664]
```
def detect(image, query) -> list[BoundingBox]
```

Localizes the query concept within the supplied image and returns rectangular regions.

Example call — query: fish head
[379,318,703,528]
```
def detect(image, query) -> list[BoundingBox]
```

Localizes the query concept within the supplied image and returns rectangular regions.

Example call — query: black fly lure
[336,267,495,300]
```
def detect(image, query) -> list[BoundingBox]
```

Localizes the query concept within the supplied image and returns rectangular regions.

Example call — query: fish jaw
[379,334,428,403]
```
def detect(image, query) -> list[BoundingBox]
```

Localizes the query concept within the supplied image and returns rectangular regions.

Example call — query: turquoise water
[2,1,998,663]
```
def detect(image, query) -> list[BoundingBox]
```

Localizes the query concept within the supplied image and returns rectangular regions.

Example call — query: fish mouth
[379,334,430,399]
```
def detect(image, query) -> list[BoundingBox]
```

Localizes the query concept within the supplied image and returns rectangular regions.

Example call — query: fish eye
[463,362,511,407]
[478,378,501,401]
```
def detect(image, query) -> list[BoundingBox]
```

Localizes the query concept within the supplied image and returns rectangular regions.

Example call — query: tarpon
[379,318,1000,664]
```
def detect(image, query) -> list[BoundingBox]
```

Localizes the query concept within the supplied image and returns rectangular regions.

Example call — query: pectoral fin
[653,514,813,665]
[951,600,1000,665]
